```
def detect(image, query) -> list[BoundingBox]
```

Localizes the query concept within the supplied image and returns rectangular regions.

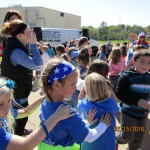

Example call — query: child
[0,77,75,150]
[106,42,113,59]
[115,49,150,150]
[41,44,51,68]
[78,37,88,51]
[55,44,65,57]
[77,72,119,150]
[98,44,107,61]
[126,45,146,70]
[78,59,118,102]
[47,43,55,58]
[120,45,127,62]
[77,47,90,80]
[131,33,149,49]
[38,58,111,150]
[108,48,126,91]
[70,48,90,108]
[67,47,79,67]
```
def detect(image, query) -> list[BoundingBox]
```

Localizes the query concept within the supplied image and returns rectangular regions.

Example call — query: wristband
[41,123,49,137]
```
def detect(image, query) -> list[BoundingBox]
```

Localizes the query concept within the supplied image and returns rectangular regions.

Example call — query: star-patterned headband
[48,61,75,86]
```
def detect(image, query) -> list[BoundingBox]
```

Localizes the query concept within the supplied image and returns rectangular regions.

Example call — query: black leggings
[13,102,28,136]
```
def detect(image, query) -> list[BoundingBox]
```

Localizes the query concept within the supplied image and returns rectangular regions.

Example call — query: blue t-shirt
[39,99,89,147]
[0,127,13,150]
[47,48,55,58]
[99,52,106,61]
[77,98,119,150]
[79,66,87,80]
[126,48,133,66]
[11,108,18,119]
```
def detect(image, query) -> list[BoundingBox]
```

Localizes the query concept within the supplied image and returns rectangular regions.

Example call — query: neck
[49,91,64,102]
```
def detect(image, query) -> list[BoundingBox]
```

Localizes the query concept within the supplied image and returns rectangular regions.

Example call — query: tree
[81,22,150,41]
[98,21,108,40]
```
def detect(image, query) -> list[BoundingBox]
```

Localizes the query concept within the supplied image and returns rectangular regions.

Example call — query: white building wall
[0,7,81,29]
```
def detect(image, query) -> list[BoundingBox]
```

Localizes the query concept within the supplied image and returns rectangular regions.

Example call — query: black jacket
[1,37,33,99]
[115,69,150,119]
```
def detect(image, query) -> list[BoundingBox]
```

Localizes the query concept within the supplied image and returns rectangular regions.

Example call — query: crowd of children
[1,10,150,150]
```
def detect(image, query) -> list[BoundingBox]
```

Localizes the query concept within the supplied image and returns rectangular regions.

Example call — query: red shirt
[0,44,3,57]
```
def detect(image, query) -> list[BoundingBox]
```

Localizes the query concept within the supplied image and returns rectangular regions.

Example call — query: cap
[138,33,146,38]
[71,51,79,58]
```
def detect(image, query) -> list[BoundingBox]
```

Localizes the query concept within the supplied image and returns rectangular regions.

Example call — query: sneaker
[24,129,33,135]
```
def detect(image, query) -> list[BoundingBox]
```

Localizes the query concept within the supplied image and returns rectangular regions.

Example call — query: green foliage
[82,21,149,41]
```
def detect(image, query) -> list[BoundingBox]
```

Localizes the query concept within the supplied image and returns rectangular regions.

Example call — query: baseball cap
[71,51,79,58]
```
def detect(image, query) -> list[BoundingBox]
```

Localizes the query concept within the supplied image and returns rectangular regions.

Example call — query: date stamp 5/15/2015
[114,126,150,133]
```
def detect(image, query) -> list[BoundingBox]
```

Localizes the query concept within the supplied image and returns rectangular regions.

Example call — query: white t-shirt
[41,52,50,68]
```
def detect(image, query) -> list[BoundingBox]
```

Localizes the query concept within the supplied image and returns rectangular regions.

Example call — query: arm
[103,56,108,62]
[10,45,43,70]
[16,97,44,119]
[137,99,150,109]
[78,87,86,101]
[115,75,142,105]
[84,113,111,143]
[82,108,98,126]
[7,105,75,150]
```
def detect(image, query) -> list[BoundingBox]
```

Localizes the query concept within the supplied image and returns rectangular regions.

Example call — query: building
[0,6,81,29]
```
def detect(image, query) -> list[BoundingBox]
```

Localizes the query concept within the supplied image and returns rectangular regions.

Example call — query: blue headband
[48,61,75,86]
[0,79,15,89]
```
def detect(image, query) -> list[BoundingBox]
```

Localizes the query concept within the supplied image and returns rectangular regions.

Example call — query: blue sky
[1,0,150,27]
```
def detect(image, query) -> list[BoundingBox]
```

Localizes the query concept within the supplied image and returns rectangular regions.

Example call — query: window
[60,12,64,17]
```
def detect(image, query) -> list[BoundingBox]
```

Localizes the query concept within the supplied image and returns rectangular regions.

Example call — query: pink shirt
[108,60,126,76]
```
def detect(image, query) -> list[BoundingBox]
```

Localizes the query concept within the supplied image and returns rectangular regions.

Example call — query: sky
[1,0,150,28]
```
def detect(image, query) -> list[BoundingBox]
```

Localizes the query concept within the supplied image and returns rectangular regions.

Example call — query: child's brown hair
[133,49,150,61]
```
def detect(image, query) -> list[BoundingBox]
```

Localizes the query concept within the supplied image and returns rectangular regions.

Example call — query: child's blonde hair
[0,77,14,132]
[85,72,110,102]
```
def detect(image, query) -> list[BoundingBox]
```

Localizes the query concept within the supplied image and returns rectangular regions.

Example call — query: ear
[52,80,61,89]
[16,34,21,39]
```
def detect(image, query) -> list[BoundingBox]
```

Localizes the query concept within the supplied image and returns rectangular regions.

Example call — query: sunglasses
[140,36,145,38]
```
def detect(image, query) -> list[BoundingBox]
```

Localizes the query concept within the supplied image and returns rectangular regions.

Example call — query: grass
[98,40,129,45]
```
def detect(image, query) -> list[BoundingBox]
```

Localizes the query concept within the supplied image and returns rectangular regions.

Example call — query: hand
[54,104,75,121]
[28,30,37,44]
[138,99,150,109]
[100,112,111,127]
[86,108,98,125]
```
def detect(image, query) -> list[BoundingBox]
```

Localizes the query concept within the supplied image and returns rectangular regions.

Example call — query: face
[133,56,150,74]
[9,15,20,22]
[139,36,146,42]
[59,70,78,98]
[19,27,30,45]
[0,92,12,118]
